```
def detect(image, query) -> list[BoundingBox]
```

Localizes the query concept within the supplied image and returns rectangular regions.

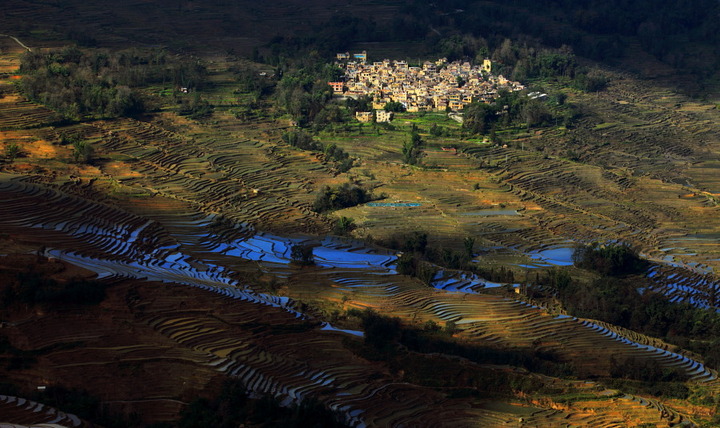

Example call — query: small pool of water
[320,322,364,337]
[527,247,575,266]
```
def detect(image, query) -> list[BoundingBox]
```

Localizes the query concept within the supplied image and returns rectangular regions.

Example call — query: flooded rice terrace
[1,176,717,414]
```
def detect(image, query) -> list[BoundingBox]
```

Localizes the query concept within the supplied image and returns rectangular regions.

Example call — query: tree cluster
[19,47,208,120]
[462,89,565,135]
[231,62,275,99]
[402,130,424,165]
[178,92,214,120]
[312,183,372,213]
[282,129,353,172]
[609,356,687,384]
[345,96,372,114]
[274,61,340,126]
[376,232,516,283]
[429,123,451,137]
[404,0,717,74]
[396,252,438,286]
[384,101,406,113]
[572,242,647,276]
[71,140,94,164]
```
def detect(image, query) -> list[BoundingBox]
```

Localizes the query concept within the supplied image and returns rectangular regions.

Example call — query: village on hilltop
[329,51,526,122]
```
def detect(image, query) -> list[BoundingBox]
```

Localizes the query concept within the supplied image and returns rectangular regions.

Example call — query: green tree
[402,131,424,165]
[17,48,179,119]
[290,244,315,266]
[72,140,94,164]
[523,99,551,128]
[429,123,444,137]
[4,142,19,162]
[384,101,406,112]
[463,236,475,258]
[463,102,495,135]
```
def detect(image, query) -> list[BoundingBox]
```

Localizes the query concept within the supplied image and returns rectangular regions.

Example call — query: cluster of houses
[329,51,525,122]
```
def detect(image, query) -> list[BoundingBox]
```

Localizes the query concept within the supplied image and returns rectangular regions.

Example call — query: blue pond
[527,247,575,266]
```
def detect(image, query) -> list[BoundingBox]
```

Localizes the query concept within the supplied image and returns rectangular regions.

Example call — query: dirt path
[0,34,32,52]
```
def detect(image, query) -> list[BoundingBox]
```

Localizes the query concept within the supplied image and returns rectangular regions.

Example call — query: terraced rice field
[289,268,715,382]
[0,395,88,427]
[0,94,59,131]
[81,117,341,235]
[0,176,716,425]
[2,31,720,425]
[450,86,720,306]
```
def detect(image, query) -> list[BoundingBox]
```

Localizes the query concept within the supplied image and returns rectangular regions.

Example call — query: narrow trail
[0,34,32,52]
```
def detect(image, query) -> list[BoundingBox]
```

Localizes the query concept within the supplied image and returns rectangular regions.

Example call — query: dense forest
[260,0,719,96]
